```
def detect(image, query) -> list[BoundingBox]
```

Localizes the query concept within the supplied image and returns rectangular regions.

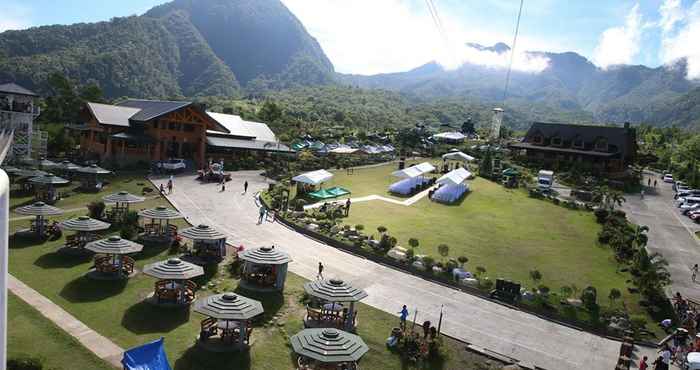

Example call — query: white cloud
[660,0,700,79]
[0,2,31,32]
[659,0,684,33]
[592,4,643,69]
[281,0,551,75]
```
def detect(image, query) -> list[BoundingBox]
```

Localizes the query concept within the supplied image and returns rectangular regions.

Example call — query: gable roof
[206,112,255,138]
[86,102,140,127]
[244,120,277,142]
[116,99,192,122]
[0,82,38,97]
[523,122,630,149]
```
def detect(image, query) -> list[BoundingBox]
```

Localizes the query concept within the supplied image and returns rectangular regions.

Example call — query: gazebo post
[239,320,247,347]
[347,302,355,331]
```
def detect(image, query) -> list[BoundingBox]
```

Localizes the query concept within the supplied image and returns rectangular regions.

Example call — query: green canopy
[309,189,335,200]
[327,187,350,197]
[502,168,519,176]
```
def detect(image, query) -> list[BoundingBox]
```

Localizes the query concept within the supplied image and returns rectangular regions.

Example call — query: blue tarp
[122,338,172,370]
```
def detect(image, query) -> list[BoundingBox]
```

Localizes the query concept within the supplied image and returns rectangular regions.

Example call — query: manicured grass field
[8,176,497,370]
[340,163,643,315]
[7,292,113,370]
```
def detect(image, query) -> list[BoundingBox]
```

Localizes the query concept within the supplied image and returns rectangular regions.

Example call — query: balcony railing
[0,103,40,116]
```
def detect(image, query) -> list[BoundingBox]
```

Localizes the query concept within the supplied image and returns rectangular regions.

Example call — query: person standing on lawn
[399,305,409,330]
[345,198,351,216]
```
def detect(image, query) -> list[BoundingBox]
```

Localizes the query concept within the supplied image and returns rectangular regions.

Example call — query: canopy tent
[309,186,351,200]
[502,168,520,176]
[329,147,358,155]
[389,177,430,195]
[432,183,470,204]
[437,168,472,186]
[122,337,172,370]
[391,162,435,179]
[292,169,334,186]
[432,131,466,142]
[442,151,475,162]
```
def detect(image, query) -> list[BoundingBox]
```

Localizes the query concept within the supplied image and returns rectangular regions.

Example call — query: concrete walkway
[8,274,123,368]
[158,171,656,370]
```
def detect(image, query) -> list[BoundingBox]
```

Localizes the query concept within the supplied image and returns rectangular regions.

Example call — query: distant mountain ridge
[0,0,334,99]
[339,43,700,128]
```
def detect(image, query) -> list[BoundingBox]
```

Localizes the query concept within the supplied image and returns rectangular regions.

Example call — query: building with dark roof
[510,122,637,174]
[75,99,291,167]
[0,82,41,159]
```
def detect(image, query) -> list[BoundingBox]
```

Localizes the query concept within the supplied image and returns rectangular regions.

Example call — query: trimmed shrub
[87,201,105,219]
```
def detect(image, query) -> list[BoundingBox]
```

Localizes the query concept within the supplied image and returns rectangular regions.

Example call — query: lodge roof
[116,99,192,122]
[0,82,38,97]
[517,122,635,156]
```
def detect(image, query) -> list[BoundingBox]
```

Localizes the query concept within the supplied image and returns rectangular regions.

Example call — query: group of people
[649,292,700,368]
[159,177,174,195]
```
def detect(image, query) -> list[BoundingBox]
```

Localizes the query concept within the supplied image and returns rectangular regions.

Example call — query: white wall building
[0,83,40,160]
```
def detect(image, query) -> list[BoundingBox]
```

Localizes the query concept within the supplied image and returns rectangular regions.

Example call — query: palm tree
[607,190,626,210]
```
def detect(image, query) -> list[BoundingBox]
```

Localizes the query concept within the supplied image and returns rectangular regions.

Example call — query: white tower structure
[0,83,40,160]
[490,107,504,141]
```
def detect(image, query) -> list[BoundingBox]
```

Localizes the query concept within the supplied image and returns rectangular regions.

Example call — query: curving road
[156,171,654,370]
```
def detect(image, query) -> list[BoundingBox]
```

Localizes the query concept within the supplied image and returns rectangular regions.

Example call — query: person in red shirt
[638,356,648,370]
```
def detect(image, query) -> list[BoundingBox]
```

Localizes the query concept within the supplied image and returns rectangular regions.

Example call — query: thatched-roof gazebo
[194,292,264,351]
[239,246,292,292]
[85,236,143,280]
[13,201,63,239]
[28,173,69,204]
[180,224,226,265]
[102,191,145,223]
[303,279,368,332]
[143,258,204,307]
[138,206,183,245]
[291,328,369,370]
[59,216,111,255]
[77,164,112,192]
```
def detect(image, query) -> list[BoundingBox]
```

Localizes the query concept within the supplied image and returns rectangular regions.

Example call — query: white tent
[392,162,436,178]
[437,167,472,186]
[329,147,358,155]
[442,151,475,162]
[432,132,466,142]
[292,169,334,185]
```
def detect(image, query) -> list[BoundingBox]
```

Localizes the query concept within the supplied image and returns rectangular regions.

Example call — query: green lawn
[7,292,113,370]
[8,176,497,370]
[337,163,644,317]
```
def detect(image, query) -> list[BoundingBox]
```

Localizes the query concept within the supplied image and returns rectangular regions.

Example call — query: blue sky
[3,0,700,77]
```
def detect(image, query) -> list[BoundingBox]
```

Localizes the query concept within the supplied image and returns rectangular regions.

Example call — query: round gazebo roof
[28,173,69,185]
[77,164,112,175]
[238,246,292,265]
[1,166,21,174]
[179,224,225,241]
[102,191,145,204]
[193,292,264,320]
[37,159,58,168]
[143,258,204,280]
[15,169,48,178]
[14,202,64,217]
[290,328,369,363]
[304,279,368,303]
[56,161,82,171]
[59,216,111,232]
[85,236,143,255]
[138,206,183,220]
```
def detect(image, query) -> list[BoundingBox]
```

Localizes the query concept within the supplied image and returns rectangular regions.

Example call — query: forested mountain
[0,0,333,98]
[339,43,700,128]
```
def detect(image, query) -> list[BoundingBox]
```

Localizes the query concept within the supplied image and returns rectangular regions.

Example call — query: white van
[537,170,554,191]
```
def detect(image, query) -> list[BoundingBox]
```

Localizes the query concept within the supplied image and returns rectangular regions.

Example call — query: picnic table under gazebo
[85,236,143,280]
[103,191,145,223]
[77,164,112,192]
[138,206,183,245]
[143,258,204,307]
[291,328,369,370]
[59,216,111,255]
[239,246,292,292]
[303,279,368,332]
[28,173,69,204]
[13,201,63,239]
[180,224,227,265]
[195,292,264,352]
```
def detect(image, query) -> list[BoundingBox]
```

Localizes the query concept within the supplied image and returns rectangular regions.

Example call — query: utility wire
[503,0,525,102]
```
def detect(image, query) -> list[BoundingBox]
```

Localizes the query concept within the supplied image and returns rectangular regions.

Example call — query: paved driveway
[623,173,700,300]
[157,171,652,370]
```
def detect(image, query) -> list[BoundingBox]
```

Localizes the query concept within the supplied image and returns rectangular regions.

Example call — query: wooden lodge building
[74,99,292,168]
[509,122,637,174]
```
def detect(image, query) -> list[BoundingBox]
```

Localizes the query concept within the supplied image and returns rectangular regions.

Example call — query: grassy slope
[8,177,495,370]
[7,292,113,370]
[340,166,640,313]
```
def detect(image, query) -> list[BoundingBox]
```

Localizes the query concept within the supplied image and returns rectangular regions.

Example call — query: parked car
[663,174,674,183]
[689,211,700,222]
[157,158,186,172]
[676,189,700,199]
[682,203,700,215]
[675,181,688,192]
[679,197,700,209]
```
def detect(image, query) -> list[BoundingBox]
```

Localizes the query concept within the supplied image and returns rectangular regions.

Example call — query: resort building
[0,82,42,159]
[510,122,637,174]
[75,99,292,168]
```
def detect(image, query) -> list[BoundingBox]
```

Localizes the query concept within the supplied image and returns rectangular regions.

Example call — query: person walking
[638,356,648,370]
[244,180,249,194]
[258,205,266,224]
[399,305,409,330]
[641,189,645,199]
[345,198,351,216]
[167,179,173,194]
[221,180,226,192]
[317,262,324,280]
[692,264,699,282]
[159,183,165,195]
[648,178,651,187]
[654,179,658,188]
